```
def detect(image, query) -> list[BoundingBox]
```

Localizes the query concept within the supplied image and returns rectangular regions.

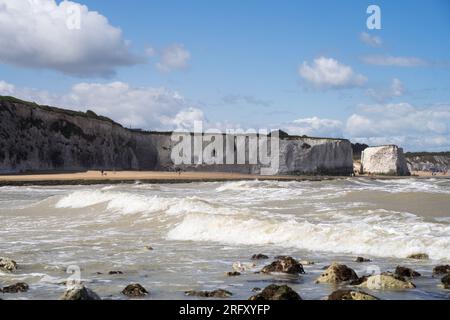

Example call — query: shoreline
[0,170,447,186]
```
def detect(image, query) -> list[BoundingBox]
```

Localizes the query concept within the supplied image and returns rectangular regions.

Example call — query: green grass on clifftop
[0,95,119,125]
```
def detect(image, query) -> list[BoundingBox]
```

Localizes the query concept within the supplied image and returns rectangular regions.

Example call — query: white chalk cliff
[0,97,354,175]
[361,145,410,176]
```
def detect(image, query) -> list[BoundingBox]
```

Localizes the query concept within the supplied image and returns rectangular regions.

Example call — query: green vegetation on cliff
[0,96,118,125]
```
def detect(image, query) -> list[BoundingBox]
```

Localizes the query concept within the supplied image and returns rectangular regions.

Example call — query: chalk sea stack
[361,145,410,176]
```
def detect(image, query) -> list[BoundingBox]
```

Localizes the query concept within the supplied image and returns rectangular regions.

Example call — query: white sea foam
[167,210,450,260]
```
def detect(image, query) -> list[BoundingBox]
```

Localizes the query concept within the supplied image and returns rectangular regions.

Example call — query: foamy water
[1,178,449,300]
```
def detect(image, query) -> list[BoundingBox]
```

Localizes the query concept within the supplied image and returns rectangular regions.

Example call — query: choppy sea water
[0,178,449,300]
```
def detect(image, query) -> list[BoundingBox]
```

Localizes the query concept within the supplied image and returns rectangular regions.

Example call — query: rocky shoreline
[1,254,449,300]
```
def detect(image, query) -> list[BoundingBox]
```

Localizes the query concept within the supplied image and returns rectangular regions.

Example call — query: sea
[1,178,449,300]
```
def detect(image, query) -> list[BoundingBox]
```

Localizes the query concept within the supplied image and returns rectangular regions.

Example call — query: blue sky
[0,0,450,151]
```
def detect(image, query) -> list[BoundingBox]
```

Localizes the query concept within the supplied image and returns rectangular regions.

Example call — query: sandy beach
[0,170,342,185]
[0,170,448,186]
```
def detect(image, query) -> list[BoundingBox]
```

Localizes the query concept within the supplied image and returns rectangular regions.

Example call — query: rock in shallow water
[61,285,101,300]
[327,289,378,300]
[261,257,305,275]
[108,271,124,275]
[433,265,450,276]
[249,284,302,300]
[442,274,450,289]
[315,263,358,284]
[407,253,429,260]
[395,266,421,278]
[1,282,29,293]
[0,257,17,272]
[185,289,232,298]
[122,284,148,297]
[358,273,415,290]
[355,257,371,263]
[226,271,241,277]
[251,254,269,260]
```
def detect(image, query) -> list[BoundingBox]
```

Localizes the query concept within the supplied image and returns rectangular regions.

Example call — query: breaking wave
[167,210,450,260]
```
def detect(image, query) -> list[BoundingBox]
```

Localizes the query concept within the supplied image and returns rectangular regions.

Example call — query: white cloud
[299,57,367,89]
[359,32,383,47]
[0,80,15,95]
[283,117,344,138]
[0,0,142,77]
[345,103,450,150]
[366,78,405,102]
[0,80,204,131]
[361,55,427,67]
[221,94,272,107]
[156,44,191,73]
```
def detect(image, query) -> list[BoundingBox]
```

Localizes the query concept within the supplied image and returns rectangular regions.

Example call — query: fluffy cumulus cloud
[0,80,204,130]
[0,0,142,77]
[359,32,383,47]
[345,103,450,150]
[279,103,450,151]
[299,57,367,89]
[361,55,427,67]
[156,44,191,73]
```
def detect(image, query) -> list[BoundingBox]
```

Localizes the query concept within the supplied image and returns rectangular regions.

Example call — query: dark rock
[108,271,123,275]
[249,284,301,300]
[407,253,429,260]
[261,257,305,275]
[274,255,290,260]
[251,254,269,260]
[60,285,101,300]
[442,274,450,289]
[433,265,450,275]
[327,289,378,300]
[251,287,261,292]
[315,263,359,284]
[185,289,232,298]
[1,282,29,293]
[0,257,17,272]
[395,266,421,278]
[145,246,154,251]
[355,257,371,263]
[226,271,241,277]
[122,283,148,297]
[350,276,369,286]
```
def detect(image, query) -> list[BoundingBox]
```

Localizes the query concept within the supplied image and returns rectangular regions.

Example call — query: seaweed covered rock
[395,266,421,278]
[185,289,232,298]
[327,289,378,300]
[122,283,148,297]
[0,257,17,272]
[0,282,29,293]
[60,285,101,300]
[441,274,450,289]
[249,284,301,301]
[261,257,305,275]
[407,253,429,260]
[433,265,450,276]
[315,263,358,284]
[251,254,269,260]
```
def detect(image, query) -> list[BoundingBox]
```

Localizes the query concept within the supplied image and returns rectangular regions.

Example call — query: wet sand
[0,171,342,186]
[0,170,447,186]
